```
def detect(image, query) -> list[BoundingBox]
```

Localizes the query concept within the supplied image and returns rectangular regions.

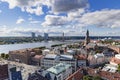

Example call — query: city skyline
[0,0,120,36]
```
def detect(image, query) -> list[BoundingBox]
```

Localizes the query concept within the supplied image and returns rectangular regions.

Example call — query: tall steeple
[84,29,90,46]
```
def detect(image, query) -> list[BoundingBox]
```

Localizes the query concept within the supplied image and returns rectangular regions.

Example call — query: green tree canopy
[118,64,120,73]
[93,76,101,80]
[5,54,9,59]
[83,75,91,80]
[1,53,5,58]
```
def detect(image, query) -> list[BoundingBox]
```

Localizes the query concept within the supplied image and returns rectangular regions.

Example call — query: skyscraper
[62,32,64,42]
[44,33,49,41]
[31,32,35,38]
[84,30,90,46]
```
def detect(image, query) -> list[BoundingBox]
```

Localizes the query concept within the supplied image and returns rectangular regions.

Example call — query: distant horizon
[0,35,120,38]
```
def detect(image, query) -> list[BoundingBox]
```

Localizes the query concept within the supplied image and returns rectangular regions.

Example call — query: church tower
[84,30,90,46]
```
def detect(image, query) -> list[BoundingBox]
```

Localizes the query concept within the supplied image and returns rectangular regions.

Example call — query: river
[0,41,76,54]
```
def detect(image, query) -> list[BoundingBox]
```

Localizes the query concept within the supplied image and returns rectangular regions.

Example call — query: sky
[0,0,120,37]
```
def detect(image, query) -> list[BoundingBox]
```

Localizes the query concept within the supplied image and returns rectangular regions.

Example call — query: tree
[118,64,120,73]
[5,54,9,59]
[93,76,101,80]
[83,75,91,80]
[1,53,5,59]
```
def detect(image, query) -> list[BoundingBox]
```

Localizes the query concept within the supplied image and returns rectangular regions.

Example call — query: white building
[42,49,50,55]
[115,54,120,59]
[41,54,77,71]
[43,63,72,80]
[88,53,109,66]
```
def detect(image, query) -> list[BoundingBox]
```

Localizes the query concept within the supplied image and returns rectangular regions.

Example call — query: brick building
[9,48,42,65]
[0,64,9,80]
[9,49,32,64]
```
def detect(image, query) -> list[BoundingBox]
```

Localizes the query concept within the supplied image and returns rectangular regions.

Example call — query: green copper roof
[47,63,71,75]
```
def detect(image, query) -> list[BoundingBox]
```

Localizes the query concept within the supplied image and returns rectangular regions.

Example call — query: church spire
[84,29,90,46]
[86,29,89,36]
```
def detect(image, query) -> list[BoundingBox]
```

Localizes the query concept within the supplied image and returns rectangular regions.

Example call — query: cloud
[106,31,120,35]
[42,9,120,28]
[79,9,120,28]
[0,25,86,36]
[51,0,89,12]
[30,20,41,24]
[0,25,119,36]
[1,0,45,15]
[0,26,44,36]
[16,18,25,24]
[41,8,85,27]
[28,16,41,24]
[41,15,69,26]
[25,6,43,16]
[1,0,88,15]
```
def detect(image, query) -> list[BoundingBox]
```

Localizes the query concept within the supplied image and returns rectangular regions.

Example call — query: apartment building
[41,54,77,71]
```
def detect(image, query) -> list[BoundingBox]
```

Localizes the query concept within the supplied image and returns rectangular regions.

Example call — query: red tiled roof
[33,55,43,59]
[110,57,120,64]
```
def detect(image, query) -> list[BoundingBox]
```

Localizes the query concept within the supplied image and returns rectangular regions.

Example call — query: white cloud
[79,9,120,28]
[30,20,40,24]
[0,25,86,36]
[106,31,120,36]
[28,16,41,24]
[16,18,25,24]
[42,9,120,28]
[41,15,69,26]
[25,6,43,16]
[41,8,85,27]
[0,25,119,36]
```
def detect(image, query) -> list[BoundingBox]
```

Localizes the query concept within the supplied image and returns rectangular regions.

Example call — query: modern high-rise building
[62,32,64,42]
[31,32,35,38]
[84,30,90,46]
[44,33,49,41]
[9,67,22,80]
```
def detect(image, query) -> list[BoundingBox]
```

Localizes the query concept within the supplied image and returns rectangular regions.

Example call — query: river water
[0,37,119,54]
[0,41,75,54]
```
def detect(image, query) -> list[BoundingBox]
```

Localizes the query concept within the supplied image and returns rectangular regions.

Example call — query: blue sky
[0,0,120,36]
